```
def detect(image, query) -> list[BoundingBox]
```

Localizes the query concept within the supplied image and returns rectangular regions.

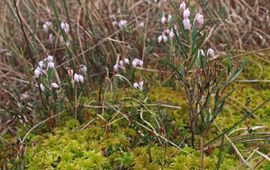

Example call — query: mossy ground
[3,55,270,169]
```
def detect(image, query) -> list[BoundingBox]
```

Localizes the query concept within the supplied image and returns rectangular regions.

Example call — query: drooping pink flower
[51,82,59,89]
[34,67,42,78]
[118,20,127,28]
[207,48,215,59]
[47,55,54,62]
[113,64,119,72]
[195,13,204,25]
[74,73,84,83]
[43,21,52,32]
[180,2,186,11]
[183,8,190,19]
[47,62,55,69]
[124,58,130,64]
[161,16,167,24]
[40,84,45,92]
[183,18,191,30]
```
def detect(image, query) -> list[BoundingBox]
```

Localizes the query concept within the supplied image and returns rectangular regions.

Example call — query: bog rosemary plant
[160,1,245,149]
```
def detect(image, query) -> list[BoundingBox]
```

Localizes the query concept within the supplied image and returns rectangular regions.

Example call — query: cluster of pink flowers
[131,58,143,68]
[34,55,55,79]
[60,22,70,33]
[180,1,204,30]
[43,21,52,33]
[113,58,130,72]
[110,15,128,29]
[42,21,70,45]
[197,48,216,60]
[67,68,85,84]
[158,13,176,43]
[131,58,144,91]
[43,21,54,43]
[113,57,144,90]
[113,57,144,72]
[39,81,59,92]
[158,28,175,43]
[161,14,172,24]
[133,80,144,91]
[34,55,60,91]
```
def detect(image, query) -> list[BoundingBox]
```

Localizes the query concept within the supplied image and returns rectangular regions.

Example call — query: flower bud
[74,73,84,83]
[113,64,119,72]
[74,73,80,82]
[34,67,42,78]
[183,8,190,19]
[51,82,59,89]
[64,24,70,33]
[183,18,191,30]
[169,29,175,38]
[133,81,144,90]
[180,2,186,11]
[119,60,124,67]
[162,34,168,42]
[68,68,74,77]
[163,29,170,35]
[60,22,65,29]
[38,60,45,68]
[133,82,139,89]
[132,59,138,68]
[43,21,52,32]
[78,75,84,83]
[207,48,215,58]
[137,60,143,67]
[47,62,55,69]
[195,13,204,25]
[124,58,130,64]
[158,35,163,43]
[198,49,205,57]
[43,24,49,33]
[118,20,127,28]
[48,34,54,44]
[161,16,167,24]
[61,22,70,33]
[80,65,87,75]
[47,55,54,62]
[40,84,45,92]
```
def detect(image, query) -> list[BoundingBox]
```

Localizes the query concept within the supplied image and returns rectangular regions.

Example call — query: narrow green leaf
[216,135,225,170]
[225,62,245,86]
[226,54,233,75]
[173,27,187,58]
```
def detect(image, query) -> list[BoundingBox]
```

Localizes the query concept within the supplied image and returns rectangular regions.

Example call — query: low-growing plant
[156,1,246,167]
[2,0,270,169]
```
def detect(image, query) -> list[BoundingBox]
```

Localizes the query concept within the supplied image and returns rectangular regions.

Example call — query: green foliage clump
[25,124,246,169]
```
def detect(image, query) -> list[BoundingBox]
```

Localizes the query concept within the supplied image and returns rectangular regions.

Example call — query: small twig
[12,0,35,68]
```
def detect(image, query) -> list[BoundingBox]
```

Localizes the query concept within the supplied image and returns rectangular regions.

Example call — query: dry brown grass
[0,0,269,133]
[206,0,270,50]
